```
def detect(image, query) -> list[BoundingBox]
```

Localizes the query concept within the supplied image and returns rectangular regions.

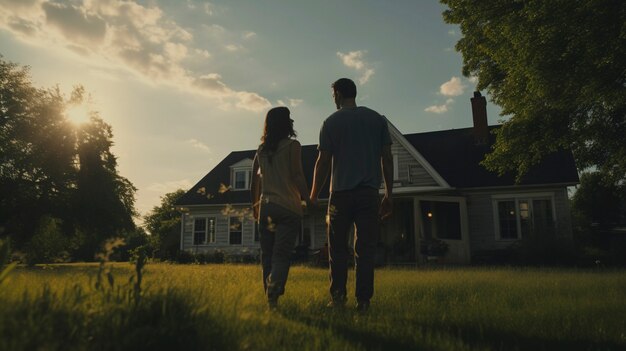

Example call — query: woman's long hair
[260,107,296,160]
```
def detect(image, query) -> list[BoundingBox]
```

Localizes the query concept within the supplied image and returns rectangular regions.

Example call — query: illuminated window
[495,197,554,240]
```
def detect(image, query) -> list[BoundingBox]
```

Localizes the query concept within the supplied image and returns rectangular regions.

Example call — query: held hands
[379,196,393,220]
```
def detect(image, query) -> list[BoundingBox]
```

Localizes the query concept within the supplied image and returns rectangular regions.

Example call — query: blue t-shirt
[318,106,392,192]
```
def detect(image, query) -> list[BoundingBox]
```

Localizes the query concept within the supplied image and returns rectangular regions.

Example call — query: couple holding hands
[251,78,394,312]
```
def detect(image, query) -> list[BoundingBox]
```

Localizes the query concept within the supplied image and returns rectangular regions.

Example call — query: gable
[230,158,253,169]
[385,117,450,190]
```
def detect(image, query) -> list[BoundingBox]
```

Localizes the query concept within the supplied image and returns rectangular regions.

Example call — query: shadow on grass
[280,305,422,350]
[281,304,625,351]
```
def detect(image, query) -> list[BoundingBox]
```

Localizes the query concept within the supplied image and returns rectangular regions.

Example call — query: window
[229,216,243,245]
[494,196,555,240]
[497,201,518,239]
[233,170,250,190]
[193,217,216,245]
[230,158,253,190]
[193,218,206,245]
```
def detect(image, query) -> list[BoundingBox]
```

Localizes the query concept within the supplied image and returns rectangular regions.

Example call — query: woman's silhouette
[251,107,310,310]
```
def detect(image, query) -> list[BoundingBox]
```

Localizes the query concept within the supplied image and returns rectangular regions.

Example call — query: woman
[251,106,310,310]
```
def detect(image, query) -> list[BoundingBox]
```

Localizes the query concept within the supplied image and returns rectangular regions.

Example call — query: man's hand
[379,196,393,220]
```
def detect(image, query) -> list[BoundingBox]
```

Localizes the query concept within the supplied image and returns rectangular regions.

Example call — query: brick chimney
[470,91,488,144]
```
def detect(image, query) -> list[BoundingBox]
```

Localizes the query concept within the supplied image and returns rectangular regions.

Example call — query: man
[310,78,393,312]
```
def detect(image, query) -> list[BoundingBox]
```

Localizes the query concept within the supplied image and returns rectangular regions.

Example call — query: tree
[0,56,137,261]
[0,57,77,246]
[144,189,185,260]
[571,172,625,231]
[441,0,626,183]
[73,116,137,260]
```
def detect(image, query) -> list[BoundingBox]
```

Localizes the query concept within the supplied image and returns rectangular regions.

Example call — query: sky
[0,0,503,221]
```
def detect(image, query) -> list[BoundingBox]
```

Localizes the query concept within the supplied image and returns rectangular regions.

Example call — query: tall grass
[1,263,625,350]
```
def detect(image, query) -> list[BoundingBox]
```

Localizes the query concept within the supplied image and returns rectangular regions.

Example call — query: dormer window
[233,169,250,190]
[230,158,253,191]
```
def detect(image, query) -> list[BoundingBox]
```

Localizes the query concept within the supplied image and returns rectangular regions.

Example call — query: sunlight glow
[66,104,91,124]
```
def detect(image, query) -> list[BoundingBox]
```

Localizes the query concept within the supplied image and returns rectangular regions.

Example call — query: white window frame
[228,215,244,246]
[191,216,216,245]
[232,168,251,190]
[492,192,557,241]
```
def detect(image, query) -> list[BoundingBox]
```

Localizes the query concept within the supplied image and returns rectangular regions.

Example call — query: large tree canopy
[0,56,137,260]
[441,0,626,183]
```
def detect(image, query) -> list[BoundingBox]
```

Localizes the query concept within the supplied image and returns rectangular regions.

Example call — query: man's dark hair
[331,78,357,99]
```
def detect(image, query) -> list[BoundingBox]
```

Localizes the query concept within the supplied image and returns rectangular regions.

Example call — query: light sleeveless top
[257,138,303,217]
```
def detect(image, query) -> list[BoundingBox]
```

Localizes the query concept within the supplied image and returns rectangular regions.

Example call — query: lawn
[1,263,625,351]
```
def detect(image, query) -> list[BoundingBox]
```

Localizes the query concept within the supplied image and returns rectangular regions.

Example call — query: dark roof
[403,126,579,188]
[176,145,328,206]
[176,126,579,206]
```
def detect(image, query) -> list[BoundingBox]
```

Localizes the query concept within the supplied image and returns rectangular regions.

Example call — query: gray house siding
[554,188,573,238]
[463,187,574,255]
[182,206,260,254]
[390,134,438,187]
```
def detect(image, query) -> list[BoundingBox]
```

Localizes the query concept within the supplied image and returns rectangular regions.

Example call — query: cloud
[242,31,256,40]
[0,0,270,112]
[187,139,211,153]
[424,98,455,114]
[289,98,303,107]
[468,75,478,84]
[225,44,242,52]
[203,3,213,16]
[146,179,193,193]
[424,104,448,114]
[43,2,107,45]
[276,98,303,108]
[440,76,465,96]
[337,50,375,84]
[195,48,211,59]
[448,29,456,36]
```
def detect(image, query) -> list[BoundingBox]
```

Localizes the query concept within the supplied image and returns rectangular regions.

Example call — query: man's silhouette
[310,78,393,311]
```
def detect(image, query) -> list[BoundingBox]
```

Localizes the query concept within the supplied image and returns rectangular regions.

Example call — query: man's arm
[251,155,261,220]
[380,144,393,219]
[309,150,332,204]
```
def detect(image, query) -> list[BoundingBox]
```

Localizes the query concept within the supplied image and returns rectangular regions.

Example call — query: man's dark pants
[327,187,380,303]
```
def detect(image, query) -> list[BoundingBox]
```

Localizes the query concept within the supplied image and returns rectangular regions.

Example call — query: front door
[380,198,416,264]
[415,196,470,264]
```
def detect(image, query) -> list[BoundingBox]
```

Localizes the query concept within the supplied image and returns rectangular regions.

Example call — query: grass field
[1,263,625,351]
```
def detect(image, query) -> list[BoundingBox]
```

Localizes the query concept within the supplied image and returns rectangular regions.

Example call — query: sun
[66,104,91,124]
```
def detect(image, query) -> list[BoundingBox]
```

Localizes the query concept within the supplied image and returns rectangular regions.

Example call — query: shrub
[25,216,71,265]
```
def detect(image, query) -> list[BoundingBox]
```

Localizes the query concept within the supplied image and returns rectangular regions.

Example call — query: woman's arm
[290,141,310,203]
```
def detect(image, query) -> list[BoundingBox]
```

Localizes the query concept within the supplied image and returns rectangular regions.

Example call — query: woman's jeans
[259,202,301,299]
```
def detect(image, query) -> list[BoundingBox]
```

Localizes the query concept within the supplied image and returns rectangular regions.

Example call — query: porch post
[413,197,422,264]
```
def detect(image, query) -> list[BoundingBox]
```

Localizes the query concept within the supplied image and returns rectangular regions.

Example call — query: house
[174,92,579,264]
